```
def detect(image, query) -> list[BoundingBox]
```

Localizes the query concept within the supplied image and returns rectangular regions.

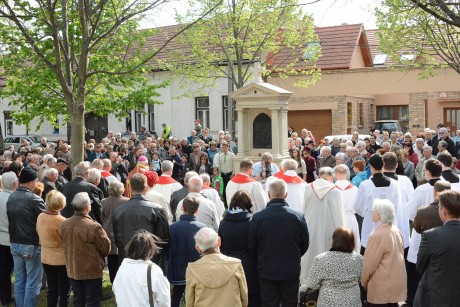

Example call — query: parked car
[4,134,46,151]
[370,120,407,135]
[323,134,370,145]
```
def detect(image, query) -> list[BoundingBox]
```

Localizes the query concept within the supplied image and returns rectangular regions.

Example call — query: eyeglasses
[193,146,199,148]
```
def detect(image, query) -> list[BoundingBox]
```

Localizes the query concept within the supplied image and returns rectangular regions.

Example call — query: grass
[36,271,116,307]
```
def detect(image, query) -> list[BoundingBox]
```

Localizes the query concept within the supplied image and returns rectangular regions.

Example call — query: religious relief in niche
[253,113,272,149]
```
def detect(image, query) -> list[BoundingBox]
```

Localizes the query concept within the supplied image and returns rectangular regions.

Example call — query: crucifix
[249,62,266,83]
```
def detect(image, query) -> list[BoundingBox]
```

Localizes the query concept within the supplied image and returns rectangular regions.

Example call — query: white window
[196,97,210,129]
[373,53,388,65]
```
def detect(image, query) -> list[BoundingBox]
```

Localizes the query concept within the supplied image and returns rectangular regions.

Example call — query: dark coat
[415,220,460,307]
[113,194,171,273]
[219,211,260,300]
[42,177,57,201]
[194,162,213,177]
[110,162,128,185]
[169,186,189,222]
[168,215,206,284]
[433,136,455,156]
[249,198,309,281]
[61,177,103,224]
[303,156,316,183]
[413,201,443,234]
[7,186,46,245]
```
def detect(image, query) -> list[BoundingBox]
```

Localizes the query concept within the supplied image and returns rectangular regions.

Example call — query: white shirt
[353,176,410,249]
[145,189,173,224]
[113,259,170,307]
[226,173,267,212]
[175,192,220,231]
[200,187,225,218]
[265,170,306,213]
[153,175,183,203]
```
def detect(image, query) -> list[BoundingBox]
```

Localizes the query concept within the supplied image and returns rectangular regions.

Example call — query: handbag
[299,284,319,307]
[147,263,155,307]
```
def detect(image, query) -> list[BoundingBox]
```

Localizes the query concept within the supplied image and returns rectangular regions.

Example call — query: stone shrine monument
[232,63,292,172]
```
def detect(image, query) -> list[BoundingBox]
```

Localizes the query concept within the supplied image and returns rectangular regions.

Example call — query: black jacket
[113,194,171,273]
[61,177,102,224]
[249,198,309,281]
[219,211,260,297]
[7,186,47,245]
[169,186,189,222]
[415,220,460,306]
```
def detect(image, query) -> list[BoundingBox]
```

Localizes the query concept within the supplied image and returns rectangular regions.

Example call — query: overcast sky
[144,0,381,29]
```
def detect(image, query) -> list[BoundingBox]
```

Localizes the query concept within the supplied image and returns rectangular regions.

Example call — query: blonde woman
[36,190,70,307]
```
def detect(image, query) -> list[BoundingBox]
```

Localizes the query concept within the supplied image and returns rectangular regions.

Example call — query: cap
[307,140,315,145]
[19,166,37,183]
[56,158,69,165]
[303,147,311,153]
[138,156,148,163]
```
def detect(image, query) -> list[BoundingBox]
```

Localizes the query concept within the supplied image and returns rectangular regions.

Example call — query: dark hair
[199,153,209,163]
[183,196,199,214]
[330,226,355,253]
[130,173,147,194]
[229,190,253,212]
[239,158,253,171]
[9,160,23,177]
[125,230,161,260]
[439,190,460,218]
[437,152,453,168]
[425,159,442,177]
[352,160,365,172]
[368,154,384,171]
[382,152,398,170]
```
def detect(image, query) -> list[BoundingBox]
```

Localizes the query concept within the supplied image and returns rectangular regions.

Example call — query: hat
[307,140,315,145]
[145,171,159,188]
[302,147,311,153]
[56,158,69,165]
[138,156,148,163]
[19,166,37,183]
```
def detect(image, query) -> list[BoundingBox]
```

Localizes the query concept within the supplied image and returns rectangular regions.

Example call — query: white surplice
[335,179,361,253]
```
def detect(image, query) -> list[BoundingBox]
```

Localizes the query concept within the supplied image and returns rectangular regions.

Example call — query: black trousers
[406,261,420,305]
[43,264,71,307]
[259,278,299,307]
[171,284,186,307]
[107,254,120,285]
[70,278,103,307]
[0,244,14,305]
[221,172,233,207]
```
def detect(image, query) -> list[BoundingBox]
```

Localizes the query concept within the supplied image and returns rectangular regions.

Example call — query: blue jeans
[10,243,43,307]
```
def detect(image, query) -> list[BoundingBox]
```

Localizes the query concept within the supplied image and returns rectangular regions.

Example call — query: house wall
[350,46,366,69]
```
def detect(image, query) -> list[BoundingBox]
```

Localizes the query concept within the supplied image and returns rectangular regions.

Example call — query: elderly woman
[218,190,260,307]
[113,230,170,307]
[307,227,363,307]
[401,149,415,182]
[101,180,129,284]
[36,190,70,307]
[362,199,407,307]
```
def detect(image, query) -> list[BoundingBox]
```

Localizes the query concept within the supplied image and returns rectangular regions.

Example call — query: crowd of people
[0,121,459,307]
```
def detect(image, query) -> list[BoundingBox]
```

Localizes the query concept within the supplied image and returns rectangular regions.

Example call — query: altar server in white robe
[153,160,183,203]
[353,154,410,252]
[226,158,267,212]
[199,173,225,218]
[300,167,347,284]
[382,152,415,207]
[334,164,360,252]
[438,153,460,190]
[265,158,307,213]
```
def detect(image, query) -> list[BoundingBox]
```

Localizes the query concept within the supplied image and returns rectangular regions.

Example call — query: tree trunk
[69,96,85,178]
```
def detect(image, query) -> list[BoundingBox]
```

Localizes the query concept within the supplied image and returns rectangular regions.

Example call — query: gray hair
[188,176,203,192]
[161,160,173,172]
[1,171,17,191]
[281,158,298,171]
[422,145,432,153]
[321,146,331,154]
[194,227,219,253]
[319,167,334,177]
[108,180,125,197]
[200,173,211,184]
[72,192,91,213]
[42,154,54,164]
[102,159,112,170]
[438,140,448,148]
[90,159,103,170]
[334,164,350,177]
[74,161,90,177]
[415,138,425,144]
[268,179,287,198]
[184,171,198,184]
[46,156,57,166]
[43,167,58,179]
[372,199,395,225]
[439,127,448,133]
[356,141,366,148]
[335,152,348,163]
[261,152,273,162]
[87,168,101,184]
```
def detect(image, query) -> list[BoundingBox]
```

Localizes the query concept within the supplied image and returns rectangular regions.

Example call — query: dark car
[370,120,407,135]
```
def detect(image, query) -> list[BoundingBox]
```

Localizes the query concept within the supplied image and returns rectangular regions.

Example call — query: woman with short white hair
[361,199,407,306]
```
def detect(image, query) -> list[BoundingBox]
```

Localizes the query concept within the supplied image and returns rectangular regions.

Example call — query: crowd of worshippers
[0,123,460,307]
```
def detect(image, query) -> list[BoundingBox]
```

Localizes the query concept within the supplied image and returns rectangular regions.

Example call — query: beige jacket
[362,223,407,304]
[186,252,248,307]
[36,213,66,265]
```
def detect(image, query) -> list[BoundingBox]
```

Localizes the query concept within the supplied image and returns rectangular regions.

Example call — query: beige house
[268,24,460,140]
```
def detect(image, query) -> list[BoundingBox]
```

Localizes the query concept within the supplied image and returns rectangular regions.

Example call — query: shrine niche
[253,113,272,149]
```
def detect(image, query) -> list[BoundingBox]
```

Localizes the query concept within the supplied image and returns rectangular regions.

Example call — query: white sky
[144,0,381,30]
